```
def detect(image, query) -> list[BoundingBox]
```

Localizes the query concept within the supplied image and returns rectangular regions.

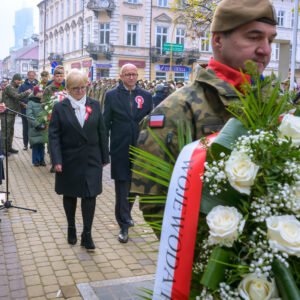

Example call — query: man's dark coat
[103,83,152,181]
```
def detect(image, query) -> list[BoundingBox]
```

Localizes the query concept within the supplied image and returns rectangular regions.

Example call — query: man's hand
[54,164,62,172]
[0,103,6,113]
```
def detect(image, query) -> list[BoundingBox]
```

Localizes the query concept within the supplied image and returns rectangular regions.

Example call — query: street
[0,117,158,300]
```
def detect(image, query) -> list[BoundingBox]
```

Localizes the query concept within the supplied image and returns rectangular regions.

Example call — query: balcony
[48,53,64,63]
[86,43,114,60]
[87,0,115,16]
[150,47,200,65]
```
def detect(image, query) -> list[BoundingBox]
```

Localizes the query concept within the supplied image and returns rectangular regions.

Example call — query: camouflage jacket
[131,66,240,196]
[1,82,29,111]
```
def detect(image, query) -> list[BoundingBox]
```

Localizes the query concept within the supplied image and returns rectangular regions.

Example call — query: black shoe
[50,166,55,173]
[23,146,28,150]
[67,226,77,245]
[33,163,39,167]
[9,148,18,154]
[128,219,134,227]
[3,152,10,157]
[40,161,46,166]
[81,232,95,250]
[118,228,128,243]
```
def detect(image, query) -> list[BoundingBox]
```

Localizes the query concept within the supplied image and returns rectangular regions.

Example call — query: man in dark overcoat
[103,63,153,243]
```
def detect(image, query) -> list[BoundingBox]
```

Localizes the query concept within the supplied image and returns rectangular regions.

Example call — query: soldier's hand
[0,103,6,113]
[26,89,32,94]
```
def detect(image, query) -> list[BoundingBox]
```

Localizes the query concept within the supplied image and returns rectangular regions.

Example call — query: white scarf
[68,95,87,127]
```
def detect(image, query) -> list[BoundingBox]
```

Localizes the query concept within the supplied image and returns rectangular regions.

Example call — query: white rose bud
[266,215,300,257]
[278,114,300,146]
[225,151,259,195]
[238,274,277,300]
[206,205,244,247]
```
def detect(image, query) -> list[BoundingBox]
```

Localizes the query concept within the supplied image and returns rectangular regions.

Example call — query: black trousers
[21,115,28,148]
[114,180,135,229]
[63,196,96,233]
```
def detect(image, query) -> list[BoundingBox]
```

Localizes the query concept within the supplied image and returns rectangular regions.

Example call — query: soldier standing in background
[130,0,278,237]
[18,70,39,150]
[0,73,32,155]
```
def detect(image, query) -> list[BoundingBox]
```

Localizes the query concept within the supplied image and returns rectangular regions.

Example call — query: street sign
[163,43,184,52]
[51,61,59,68]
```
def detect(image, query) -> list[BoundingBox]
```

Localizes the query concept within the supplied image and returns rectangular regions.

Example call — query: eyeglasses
[123,73,138,78]
[71,86,86,92]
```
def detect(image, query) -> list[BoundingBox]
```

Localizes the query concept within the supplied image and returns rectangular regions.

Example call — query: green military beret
[211,0,277,32]
[12,73,22,81]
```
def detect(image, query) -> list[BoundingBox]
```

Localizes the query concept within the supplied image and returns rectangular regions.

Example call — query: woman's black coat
[48,97,109,198]
[103,83,153,181]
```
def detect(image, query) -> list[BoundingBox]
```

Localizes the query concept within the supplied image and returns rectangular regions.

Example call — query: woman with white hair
[48,69,109,250]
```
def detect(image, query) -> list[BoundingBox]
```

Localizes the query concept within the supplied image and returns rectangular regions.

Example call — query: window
[66,32,70,52]
[127,23,137,46]
[79,27,83,49]
[199,31,211,52]
[60,35,64,53]
[96,69,110,80]
[22,63,28,72]
[277,10,285,27]
[271,43,280,61]
[55,35,58,53]
[50,10,53,27]
[55,5,59,24]
[155,72,167,81]
[72,30,76,51]
[174,72,184,82]
[80,0,84,10]
[46,12,49,29]
[176,28,185,45]
[156,26,168,54]
[99,23,110,44]
[128,0,138,3]
[73,0,77,14]
[86,22,91,43]
[157,0,168,7]
[60,1,64,22]
[66,0,70,17]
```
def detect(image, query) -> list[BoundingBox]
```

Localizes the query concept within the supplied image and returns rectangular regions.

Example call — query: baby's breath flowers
[199,115,300,299]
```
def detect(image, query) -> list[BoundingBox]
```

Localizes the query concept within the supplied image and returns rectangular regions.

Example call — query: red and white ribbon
[153,134,217,300]
[135,95,144,109]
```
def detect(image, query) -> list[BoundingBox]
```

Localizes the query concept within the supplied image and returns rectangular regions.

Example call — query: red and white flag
[153,134,217,299]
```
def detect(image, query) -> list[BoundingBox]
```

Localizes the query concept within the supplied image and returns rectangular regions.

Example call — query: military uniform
[130,66,240,229]
[1,82,30,152]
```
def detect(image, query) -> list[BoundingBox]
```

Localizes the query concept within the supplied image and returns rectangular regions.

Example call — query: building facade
[37,0,299,82]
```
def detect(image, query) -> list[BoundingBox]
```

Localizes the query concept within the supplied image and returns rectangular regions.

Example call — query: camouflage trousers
[0,112,16,152]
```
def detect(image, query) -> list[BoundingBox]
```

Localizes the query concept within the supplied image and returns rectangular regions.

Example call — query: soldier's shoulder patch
[148,114,165,128]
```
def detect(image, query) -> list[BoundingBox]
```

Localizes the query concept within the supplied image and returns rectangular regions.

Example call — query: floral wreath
[130,61,300,299]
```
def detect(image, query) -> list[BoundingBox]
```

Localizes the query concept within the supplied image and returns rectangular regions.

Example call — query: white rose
[238,274,277,300]
[206,205,244,246]
[278,114,300,146]
[266,215,300,257]
[225,151,259,195]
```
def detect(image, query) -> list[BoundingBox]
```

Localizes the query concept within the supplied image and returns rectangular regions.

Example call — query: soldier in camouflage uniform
[1,73,31,155]
[130,0,278,237]
[42,66,66,172]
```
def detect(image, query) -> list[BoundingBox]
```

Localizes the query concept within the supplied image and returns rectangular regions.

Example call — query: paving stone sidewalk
[0,117,158,299]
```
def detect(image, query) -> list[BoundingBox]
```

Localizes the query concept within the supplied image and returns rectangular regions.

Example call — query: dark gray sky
[0,0,39,59]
